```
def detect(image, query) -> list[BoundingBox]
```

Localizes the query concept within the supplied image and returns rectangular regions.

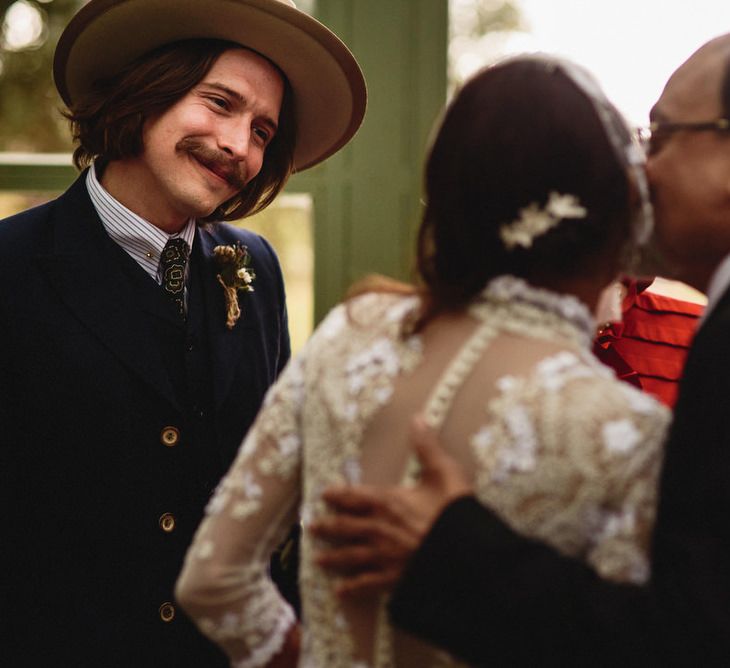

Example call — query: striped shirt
[86,164,196,284]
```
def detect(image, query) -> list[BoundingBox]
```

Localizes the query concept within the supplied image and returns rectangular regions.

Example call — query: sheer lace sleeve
[579,381,669,583]
[175,311,320,666]
[471,350,670,585]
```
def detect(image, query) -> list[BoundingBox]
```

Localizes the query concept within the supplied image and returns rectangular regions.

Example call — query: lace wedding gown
[176,276,670,667]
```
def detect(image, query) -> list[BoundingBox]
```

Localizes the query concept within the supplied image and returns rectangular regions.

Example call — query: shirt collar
[86,163,196,281]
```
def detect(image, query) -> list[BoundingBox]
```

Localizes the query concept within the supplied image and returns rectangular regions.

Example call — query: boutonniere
[213,242,256,329]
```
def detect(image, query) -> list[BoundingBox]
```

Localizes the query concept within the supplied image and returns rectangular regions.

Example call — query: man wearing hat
[0,0,365,665]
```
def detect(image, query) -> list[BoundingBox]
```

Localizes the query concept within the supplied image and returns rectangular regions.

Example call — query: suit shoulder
[0,199,56,256]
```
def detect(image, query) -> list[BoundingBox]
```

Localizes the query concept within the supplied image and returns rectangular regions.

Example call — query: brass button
[159,602,175,623]
[159,513,176,533]
[160,426,179,447]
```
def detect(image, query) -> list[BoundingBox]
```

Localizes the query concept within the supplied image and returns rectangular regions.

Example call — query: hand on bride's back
[311,417,473,596]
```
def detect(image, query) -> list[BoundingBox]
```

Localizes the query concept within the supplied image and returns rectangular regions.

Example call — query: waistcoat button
[160,426,180,447]
[159,513,176,533]
[159,602,175,623]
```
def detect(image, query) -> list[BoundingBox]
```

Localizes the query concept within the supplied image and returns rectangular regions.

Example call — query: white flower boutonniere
[499,191,587,250]
[213,242,256,329]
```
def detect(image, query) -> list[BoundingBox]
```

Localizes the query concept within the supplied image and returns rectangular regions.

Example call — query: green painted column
[290,0,448,322]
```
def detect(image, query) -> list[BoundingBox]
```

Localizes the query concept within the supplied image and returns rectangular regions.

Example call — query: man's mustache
[176,137,247,190]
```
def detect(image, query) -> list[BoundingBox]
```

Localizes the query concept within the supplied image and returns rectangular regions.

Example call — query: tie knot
[159,238,190,317]
[161,237,190,267]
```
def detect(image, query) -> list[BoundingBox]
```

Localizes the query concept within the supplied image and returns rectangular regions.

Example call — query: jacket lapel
[38,173,180,411]
[197,226,252,412]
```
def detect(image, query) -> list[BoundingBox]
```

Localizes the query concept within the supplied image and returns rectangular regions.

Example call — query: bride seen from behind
[175,54,670,667]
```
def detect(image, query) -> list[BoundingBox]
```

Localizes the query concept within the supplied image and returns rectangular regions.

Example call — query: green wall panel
[292,0,448,321]
[0,153,76,191]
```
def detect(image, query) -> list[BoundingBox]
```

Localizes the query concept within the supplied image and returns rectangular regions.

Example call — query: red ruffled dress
[594,279,704,408]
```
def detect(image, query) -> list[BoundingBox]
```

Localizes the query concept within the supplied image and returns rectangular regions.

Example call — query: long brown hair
[65,39,297,221]
[414,58,633,327]
[349,59,634,333]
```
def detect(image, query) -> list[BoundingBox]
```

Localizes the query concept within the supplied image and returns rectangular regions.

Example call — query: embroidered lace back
[176,276,670,667]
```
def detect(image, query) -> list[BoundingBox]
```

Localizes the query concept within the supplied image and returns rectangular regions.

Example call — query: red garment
[593,280,704,407]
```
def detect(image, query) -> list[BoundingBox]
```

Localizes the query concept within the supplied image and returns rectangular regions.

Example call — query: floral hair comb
[499,191,587,250]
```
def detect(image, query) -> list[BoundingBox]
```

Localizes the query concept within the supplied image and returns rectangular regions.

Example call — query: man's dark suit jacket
[389,283,730,666]
[0,173,291,666]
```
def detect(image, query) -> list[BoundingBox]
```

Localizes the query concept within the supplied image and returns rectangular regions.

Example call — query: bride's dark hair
[415,57,634,324]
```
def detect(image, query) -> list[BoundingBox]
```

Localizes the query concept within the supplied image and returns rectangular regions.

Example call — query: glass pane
[0,1,78,153]
[0,191,55,217]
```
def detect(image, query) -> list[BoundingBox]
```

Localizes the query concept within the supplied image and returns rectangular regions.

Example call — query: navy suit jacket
[389,283,730,666]
[1,173,291,666]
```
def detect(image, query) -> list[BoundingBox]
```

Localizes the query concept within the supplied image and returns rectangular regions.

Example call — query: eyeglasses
[635,118,730,155]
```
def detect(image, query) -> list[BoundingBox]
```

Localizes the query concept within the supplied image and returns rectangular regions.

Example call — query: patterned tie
[159,237,190,318]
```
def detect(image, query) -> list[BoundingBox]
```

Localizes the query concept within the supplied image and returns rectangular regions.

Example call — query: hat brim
[53,0,366,171]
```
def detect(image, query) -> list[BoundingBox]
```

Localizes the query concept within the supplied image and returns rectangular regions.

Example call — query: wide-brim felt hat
[53,0,367,171]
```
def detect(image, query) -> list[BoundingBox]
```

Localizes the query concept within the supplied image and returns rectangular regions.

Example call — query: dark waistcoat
[1,174,292,667]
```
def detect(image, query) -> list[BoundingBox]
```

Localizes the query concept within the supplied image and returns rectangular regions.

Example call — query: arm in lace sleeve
[176,350,308,667]
[558,375,670,584]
